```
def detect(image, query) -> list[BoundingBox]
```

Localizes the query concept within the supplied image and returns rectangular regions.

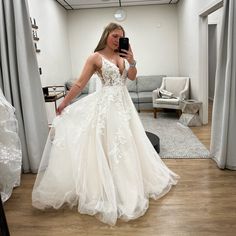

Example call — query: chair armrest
[179,85,189,100]
[159,82,165,91]
[152,89,160,101]
[178,78,189,100]
[153,78,165,100]
[153,77,166,101]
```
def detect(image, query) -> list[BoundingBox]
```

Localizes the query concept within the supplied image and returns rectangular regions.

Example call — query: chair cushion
[165,78,187,97]
[159,89,175,98]
[138,92,152,103]
[137,75,164,92]
[155,98,180,105]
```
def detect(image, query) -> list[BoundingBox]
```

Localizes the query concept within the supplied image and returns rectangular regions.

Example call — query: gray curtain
[0,0,48,173]
[210,0,236,170]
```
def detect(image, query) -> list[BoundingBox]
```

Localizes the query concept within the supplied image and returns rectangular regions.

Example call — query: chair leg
[176,109,182,117]
[154,108,157,118]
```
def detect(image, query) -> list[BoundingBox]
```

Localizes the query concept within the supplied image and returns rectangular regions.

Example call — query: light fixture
[114,0,126,21]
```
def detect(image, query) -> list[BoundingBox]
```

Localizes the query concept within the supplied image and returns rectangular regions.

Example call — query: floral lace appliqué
[97,57,127,87]
[109,127,127,164]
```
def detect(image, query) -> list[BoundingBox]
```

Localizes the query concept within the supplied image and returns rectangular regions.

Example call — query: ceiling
[55,0,179,10]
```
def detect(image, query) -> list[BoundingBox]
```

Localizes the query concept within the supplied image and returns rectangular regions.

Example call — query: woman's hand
[56,101,67,115]
[119,44,137,80]
[119,44,135,65]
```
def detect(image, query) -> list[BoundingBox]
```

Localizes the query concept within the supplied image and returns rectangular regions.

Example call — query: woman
[32,22,179,226]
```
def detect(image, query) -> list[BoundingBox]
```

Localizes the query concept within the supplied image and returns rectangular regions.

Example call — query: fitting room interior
[1,0,236,235]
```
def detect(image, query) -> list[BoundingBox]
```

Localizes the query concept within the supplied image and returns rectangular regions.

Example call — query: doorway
[198,0,223,124]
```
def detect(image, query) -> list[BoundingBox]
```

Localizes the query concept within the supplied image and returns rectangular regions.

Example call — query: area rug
[139,112,210,158]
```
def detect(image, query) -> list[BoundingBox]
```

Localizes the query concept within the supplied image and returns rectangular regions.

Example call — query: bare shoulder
[87,52,102,69]
[88,52,102,62]
[86,52,102,67]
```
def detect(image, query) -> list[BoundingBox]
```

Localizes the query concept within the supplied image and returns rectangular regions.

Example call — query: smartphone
[119,37,129,56]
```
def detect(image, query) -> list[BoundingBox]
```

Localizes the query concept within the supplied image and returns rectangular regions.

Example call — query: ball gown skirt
[32,57,179,225]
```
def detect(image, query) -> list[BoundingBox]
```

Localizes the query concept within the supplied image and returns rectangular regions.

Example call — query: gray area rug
[139,112,210,158]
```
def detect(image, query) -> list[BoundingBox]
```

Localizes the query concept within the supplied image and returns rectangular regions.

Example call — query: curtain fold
[210,0,236,170]
[0,0,48,173]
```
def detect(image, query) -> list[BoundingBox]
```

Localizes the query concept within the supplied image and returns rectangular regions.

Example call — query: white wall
[27,3,179,82]
[27,0,72,86]
[27,0,72,123]
[68,5,179,78]
[177,0,222,99]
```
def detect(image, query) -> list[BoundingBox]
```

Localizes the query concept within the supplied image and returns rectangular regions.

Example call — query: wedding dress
[0,89,22,202]
[32,56,179,225]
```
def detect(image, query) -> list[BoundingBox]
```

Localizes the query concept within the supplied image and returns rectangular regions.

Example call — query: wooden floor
[4,101,236,236]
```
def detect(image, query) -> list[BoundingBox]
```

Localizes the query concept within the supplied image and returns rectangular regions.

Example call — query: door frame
[198,0,223,124]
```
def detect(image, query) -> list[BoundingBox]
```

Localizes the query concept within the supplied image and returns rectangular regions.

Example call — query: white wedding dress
[32,56,179,225]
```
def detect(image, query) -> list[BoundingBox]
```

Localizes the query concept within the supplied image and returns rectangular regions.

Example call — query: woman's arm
[127,64,137,81]
[57,55,96,115]
[119,45,137,80]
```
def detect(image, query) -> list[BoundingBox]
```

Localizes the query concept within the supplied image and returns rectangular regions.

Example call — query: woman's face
[106,29,124,51]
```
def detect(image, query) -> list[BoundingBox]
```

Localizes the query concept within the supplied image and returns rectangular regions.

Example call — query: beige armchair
[152,77,190,118]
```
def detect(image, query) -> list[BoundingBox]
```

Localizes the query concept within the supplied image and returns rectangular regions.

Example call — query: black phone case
[119,37,129,54]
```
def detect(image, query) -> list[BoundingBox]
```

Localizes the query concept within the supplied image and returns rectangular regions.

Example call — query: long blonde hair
[94,23,125,52]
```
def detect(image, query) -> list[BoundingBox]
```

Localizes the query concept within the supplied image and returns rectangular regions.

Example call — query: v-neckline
[99,55,125,76]
[101,55,118,68]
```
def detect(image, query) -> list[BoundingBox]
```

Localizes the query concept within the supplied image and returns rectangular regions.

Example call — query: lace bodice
[97,57,128,87]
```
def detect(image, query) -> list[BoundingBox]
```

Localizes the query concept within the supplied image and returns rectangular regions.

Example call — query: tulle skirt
[32,85,179,225]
